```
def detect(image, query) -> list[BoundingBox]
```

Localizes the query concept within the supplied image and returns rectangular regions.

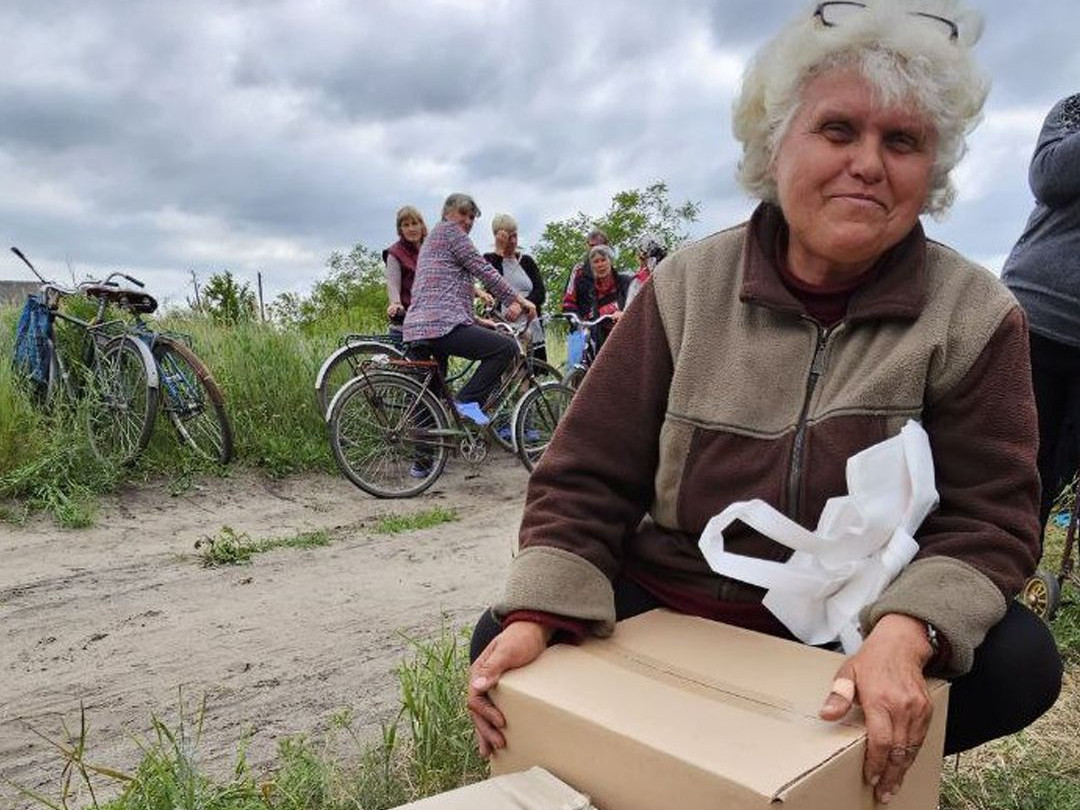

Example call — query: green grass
[940,518,1080,810]
[374,507,459,535]
[194,526,333,567]
[8,626,486,810]
[0,301,392,524]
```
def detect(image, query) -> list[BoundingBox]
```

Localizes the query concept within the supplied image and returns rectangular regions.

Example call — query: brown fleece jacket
[497,204,1040,677]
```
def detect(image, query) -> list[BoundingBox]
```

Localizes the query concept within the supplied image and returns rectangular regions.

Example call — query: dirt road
[0,457,529,807]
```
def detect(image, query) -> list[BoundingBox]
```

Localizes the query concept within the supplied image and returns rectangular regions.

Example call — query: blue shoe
[409,462,432,479]
[454,400,490,426]
[525,428,542,442]
[495,425,512,442]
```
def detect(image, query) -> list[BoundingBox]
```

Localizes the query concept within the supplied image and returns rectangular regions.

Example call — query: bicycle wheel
[512,381,575,471]
[328,371,450,498]
[315,339,405,418]
[86,335,159,465]
[153,336,234,464]
[563,364,587,392]
[487,359,564,452]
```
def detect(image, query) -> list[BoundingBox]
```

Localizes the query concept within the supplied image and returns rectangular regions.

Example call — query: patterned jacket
[403,220,518,342]
[496,204,1040,677]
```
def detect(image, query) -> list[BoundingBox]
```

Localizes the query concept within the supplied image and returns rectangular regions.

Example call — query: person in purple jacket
[403,193,537,426]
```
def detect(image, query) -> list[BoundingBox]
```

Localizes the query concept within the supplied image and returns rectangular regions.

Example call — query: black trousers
[1029,330,1080,533]
[470,578,1062,756]
[426,324,517,406]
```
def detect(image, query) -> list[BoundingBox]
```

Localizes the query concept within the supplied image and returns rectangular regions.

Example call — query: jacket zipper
[786,323,830,520]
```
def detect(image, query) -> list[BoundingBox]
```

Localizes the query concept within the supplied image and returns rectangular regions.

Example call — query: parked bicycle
[11,247,160,465]
[11,247,233,465]
[326,320,573,496]
[117,279,235,465]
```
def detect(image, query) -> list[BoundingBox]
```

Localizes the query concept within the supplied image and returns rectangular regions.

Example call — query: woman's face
[400,217,424,245]
[495,227,518,256]
[590,252,612,277]
[772,68,936,284]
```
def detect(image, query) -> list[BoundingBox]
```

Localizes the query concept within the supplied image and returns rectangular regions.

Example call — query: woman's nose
[848,138,886,184]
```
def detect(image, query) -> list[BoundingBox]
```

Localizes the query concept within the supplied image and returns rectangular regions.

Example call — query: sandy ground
[0,456,529,808]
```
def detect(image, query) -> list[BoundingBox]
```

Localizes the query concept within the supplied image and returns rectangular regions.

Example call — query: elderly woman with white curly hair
[467,0,1063,803]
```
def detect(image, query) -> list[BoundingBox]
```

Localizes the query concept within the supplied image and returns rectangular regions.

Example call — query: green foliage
[201,271,257,325]
[374,507,459,535]
[14,626,485,810]
[194,525,332,567]
[270,243,388,333]
[531,181,701,311]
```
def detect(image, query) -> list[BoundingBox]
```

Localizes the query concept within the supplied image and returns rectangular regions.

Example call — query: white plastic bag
[697,420,938,653]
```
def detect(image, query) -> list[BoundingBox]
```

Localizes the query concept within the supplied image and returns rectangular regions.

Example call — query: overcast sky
[1,0,1076,309]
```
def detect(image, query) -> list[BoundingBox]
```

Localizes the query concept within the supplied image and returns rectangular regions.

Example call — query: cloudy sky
[1,0,1076,309]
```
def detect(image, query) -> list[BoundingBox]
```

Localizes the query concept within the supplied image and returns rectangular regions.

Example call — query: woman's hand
[468,621,551,757]
[505,299,523,321]
[386,302,404,319]
[819,614,935,805]
[475,289,496,308]
[520,298,538,321]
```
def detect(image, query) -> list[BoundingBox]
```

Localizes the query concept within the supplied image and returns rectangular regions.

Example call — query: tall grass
[8,626,485,810]
[0,303,394,521]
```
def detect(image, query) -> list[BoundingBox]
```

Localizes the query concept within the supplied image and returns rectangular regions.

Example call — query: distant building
[0,280,38,306]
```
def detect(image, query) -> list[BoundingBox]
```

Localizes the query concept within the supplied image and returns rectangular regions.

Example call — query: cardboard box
[491,610,948,810]
[393,766,595,809]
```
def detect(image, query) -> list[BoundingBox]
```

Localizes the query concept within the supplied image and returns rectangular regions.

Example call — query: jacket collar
[739,203,927,323]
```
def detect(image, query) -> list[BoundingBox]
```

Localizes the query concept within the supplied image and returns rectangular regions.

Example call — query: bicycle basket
[13,294,51,385]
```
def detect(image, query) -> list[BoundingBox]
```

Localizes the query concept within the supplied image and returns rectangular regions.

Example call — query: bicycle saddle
[83,284,159,314]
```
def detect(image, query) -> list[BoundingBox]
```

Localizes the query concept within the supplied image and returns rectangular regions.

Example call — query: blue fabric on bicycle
[566,329,586,368]
[13,295,50,385]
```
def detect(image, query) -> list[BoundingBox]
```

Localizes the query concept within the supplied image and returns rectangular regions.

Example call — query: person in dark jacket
[484,213,546,360]
[562,244,631,352]
[467,2,1062,805]
[1002,92,1080,531]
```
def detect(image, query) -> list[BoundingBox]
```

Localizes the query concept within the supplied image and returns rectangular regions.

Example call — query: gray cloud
[0,0,1074,306]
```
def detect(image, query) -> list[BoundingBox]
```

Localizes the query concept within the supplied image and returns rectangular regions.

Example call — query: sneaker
[409,462,432,479]
[495,425,513,442]
[454,400,491,426]
[524,428,542,442]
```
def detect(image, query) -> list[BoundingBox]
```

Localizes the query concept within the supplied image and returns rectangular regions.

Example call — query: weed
[194,526,333,567]
[374,507,459,535]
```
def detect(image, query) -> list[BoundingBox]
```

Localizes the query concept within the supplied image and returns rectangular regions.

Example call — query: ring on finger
[888,744,921,764]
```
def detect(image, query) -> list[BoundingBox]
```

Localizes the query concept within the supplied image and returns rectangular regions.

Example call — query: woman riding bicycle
[382,205,428,341]
[403,192,537,425]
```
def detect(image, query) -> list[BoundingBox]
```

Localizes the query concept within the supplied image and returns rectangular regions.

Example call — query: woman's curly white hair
[733,0,989,218]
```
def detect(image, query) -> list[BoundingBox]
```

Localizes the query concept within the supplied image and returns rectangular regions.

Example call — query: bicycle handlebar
[556,312,616,329]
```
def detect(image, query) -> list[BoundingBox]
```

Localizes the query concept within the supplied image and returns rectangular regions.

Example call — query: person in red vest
[382,205,428,339]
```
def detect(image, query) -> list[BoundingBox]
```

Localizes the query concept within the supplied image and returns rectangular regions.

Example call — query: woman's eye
[887,134,920,153]
[820,122,853,142]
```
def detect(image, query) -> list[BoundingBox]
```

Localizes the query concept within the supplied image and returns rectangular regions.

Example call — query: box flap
[397,767,595,809]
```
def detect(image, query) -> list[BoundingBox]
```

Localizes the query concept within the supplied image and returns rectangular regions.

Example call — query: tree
[270,242,387,329]
[202,270,257,325]
[531,181,701,310]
